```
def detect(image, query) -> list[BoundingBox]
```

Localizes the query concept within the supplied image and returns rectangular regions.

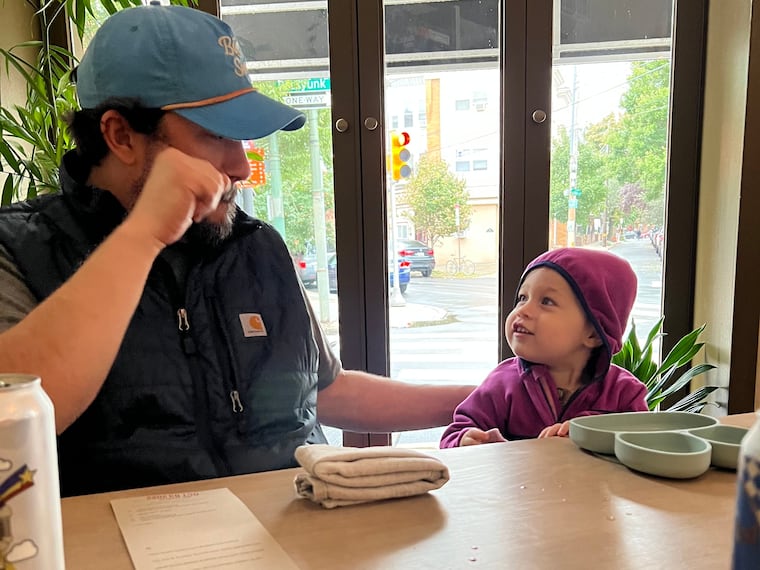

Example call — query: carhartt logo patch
[239,313,267,337]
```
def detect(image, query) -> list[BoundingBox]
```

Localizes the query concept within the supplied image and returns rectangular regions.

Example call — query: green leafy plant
[612,317,719,412]
[0,0,196,204]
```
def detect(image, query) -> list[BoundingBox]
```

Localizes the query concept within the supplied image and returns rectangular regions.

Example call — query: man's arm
[317,369,475,432]
[0,245,38,333]
[0,148,229,433]
[0,225,163,433]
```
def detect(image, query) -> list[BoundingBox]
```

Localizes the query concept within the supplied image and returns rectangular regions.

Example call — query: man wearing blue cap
[0,6,473,496]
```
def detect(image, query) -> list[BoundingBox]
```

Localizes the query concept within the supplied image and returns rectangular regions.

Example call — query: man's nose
[225,140,251,182]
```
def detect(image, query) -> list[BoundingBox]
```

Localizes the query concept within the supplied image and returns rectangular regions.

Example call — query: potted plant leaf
[612,317,720,412]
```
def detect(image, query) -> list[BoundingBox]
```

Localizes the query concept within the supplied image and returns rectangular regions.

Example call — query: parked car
[296,251,336,288]
[397,239,435,277]
[296,254,317,287]
[327,253,411,293]
[651,229,665,258]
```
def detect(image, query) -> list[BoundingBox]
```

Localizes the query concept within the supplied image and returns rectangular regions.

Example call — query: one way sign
[283,91,331,109]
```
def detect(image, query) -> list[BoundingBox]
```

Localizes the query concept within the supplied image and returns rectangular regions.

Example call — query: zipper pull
[177,308,190,331]
[230,390,244,413]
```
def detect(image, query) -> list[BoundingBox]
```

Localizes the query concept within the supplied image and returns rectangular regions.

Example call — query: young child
[440,247,648,447]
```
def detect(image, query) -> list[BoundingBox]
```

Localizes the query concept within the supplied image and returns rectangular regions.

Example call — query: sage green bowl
[614,431,712,479]
[569,411,718,455]
[685,424,749,469]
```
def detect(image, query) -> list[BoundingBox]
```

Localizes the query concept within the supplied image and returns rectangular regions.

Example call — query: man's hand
[126,146,230,248]
[537,421,571,438]
[460,427,507,446]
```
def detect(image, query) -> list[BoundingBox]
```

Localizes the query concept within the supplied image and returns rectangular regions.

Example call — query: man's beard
[185,196,237,248]
[128,142,238,249]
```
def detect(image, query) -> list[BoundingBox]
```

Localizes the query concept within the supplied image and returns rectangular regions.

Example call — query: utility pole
[388,180,405,307]
[455,203,461,266]
[566,65,579,247]
[308,108,330,322]
[267,131,285,238]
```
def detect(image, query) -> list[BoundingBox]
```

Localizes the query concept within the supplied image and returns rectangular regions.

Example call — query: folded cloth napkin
[293,444,450,509]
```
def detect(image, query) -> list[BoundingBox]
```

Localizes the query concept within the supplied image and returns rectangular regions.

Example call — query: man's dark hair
[65,98,166,166]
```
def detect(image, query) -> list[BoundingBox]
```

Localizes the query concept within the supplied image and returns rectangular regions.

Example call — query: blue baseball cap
[75,5,305,140]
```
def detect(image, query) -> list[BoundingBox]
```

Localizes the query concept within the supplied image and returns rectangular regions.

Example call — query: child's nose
[516,300,535,317]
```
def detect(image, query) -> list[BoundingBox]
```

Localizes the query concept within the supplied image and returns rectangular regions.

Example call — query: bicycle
[446,255,475,276]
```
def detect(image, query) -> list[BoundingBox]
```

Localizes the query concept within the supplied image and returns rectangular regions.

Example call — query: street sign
[568,198,578,208]
[303,77,330,92]
[283,91,331,109]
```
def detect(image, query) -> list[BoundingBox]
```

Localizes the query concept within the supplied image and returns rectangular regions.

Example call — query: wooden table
[62,413,756,569]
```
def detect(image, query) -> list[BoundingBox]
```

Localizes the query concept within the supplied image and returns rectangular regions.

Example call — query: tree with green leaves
[401,155,470,247]
[607,60,671,204]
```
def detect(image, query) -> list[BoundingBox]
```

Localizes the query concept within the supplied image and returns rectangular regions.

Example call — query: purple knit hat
[517,248,638,376]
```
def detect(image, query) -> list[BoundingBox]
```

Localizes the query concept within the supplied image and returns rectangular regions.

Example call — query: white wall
[0,3,38,109]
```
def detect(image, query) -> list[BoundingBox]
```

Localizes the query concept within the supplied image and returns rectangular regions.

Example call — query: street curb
[389,303,449,328]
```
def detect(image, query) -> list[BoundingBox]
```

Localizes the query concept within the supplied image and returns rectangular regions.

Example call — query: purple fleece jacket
[439,359,647,446]
[440,247,648,447]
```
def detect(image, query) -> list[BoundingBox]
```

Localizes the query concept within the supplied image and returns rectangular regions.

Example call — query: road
[324,239,664,446]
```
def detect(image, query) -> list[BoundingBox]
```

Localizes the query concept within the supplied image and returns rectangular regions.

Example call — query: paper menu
[110,487,299,570]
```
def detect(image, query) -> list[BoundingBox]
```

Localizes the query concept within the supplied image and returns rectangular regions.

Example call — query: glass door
[382,0,502,446]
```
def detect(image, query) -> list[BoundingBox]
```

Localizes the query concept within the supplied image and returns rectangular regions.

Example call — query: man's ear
[99,109,143,166]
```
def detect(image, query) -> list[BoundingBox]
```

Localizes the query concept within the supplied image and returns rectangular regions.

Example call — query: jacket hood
[517,248,637,377]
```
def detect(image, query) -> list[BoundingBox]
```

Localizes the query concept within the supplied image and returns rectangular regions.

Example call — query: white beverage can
[0,374,65,569]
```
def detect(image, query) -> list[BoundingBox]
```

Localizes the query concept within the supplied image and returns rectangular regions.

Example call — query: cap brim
[173,90,306,140]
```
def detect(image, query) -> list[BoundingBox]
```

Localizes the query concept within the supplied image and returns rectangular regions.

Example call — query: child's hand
[538,421,571,438]
[460,427,507,446]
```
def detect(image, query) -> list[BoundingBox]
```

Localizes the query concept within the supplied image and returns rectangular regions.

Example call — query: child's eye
[516,294,527,303]
[541,297,555,306]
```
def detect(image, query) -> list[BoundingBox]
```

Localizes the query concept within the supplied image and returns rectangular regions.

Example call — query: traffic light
[390,131,411,181]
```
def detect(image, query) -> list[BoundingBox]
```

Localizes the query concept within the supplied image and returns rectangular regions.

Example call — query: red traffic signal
[390,130,411,181]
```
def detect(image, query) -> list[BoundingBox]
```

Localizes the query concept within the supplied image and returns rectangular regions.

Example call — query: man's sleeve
[0,244,38,333]
[298,281,342,390]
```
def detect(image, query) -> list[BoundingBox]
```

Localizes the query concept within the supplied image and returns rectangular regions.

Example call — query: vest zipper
[156,257,231,477]
[230,390,244,412]
[207,298,247,432]
[178,308,190,331]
